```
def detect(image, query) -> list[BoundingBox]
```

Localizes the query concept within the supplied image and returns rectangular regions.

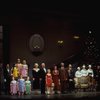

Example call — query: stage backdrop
[8,14,86,68]
[1,12,89,76]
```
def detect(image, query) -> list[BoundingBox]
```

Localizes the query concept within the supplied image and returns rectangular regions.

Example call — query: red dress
[46,74,52,87]
[52,70,60,90]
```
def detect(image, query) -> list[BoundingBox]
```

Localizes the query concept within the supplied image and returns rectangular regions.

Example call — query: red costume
[46,74,52,87]
[52,70,60,90]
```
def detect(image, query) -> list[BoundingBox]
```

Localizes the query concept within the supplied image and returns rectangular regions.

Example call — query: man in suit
[59,62,68,94]
[4,64,12,94]
[0,63,4,95]
[39,63,47,94]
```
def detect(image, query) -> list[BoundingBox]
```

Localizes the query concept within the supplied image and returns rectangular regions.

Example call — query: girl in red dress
[46,69,53,95]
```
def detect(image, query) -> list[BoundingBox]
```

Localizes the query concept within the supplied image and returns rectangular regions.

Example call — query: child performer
[25,76,31,94]
[17,75,25,96]
[46,69,53,95]
[11,64,19,80]
[10,76,18,95]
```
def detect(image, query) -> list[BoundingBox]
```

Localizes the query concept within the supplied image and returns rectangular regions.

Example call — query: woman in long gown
[32,63,40,94]
[52,65,60,94]
[21,60,28,78]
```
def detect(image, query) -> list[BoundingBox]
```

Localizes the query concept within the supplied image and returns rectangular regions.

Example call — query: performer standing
[17,75,25,96]
[4,64,12,94]
[95,65,100,91]
[32,63,40,94]
[21,60,28,79]
[67,64,75,93]
[39,63,47,94]
[15,58,22,76]
[87,64,94,91]
[52,65,60,94]
[59,63,68,94]
[0,63,4,95]
[10,76,18,95]
[25,76,31,95]
[11,64,19,80]
[46,69,53,95]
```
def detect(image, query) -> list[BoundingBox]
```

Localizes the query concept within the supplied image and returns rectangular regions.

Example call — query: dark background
[0,2,99,69]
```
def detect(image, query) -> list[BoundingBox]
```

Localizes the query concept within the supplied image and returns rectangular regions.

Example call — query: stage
[0,91,100,100]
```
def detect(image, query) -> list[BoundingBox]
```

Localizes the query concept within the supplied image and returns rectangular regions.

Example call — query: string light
[83,30,100,61]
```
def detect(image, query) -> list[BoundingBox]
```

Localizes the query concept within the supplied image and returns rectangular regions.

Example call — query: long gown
[52,70,60,91]
[32,68,40,90]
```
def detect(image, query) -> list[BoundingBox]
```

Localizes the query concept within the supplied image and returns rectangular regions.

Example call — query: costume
[46,74,52,87]
[10,80,18,95]
[80,67,89,89]
[39,67,47,94]
[75,70,82,78]
[0,64,4,95]
[75,69,82,89]
[21,64,28,78]
[4,66,12,94]
[18,78,25,93]
[32,68,40,90]
[81,69,88,77]
[52,69,60,92]
[67,68,75,92]
[12,67,19,79]
[25,80,31,94]
[59,67,68,93]
[87,68,94,77]
[16,63,22,76]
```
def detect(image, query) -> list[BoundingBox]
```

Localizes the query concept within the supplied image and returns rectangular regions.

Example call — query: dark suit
[4,67,11,94]
[39,68,47,94]
[67,69,75,92]
[0,65,4,95]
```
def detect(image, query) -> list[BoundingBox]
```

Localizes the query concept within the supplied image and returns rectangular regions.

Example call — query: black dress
[32,68,40,90]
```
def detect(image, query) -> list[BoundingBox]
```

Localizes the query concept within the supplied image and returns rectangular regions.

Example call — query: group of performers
[0,58,100,95]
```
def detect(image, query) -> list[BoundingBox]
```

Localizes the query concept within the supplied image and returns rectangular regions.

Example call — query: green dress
[25,80,31,94]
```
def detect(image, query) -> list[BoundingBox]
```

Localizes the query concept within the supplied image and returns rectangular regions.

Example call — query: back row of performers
[2,58,100,95]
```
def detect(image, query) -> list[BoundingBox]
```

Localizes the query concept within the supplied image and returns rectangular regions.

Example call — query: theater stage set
[0,2,99,100]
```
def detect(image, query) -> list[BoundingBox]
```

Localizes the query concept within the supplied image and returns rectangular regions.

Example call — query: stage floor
[0,91,100,100]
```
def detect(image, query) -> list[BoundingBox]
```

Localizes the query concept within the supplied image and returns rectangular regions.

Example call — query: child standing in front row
[10,76,18,95]
[46,69,53,95]
[17,75,25,96]
[25,76,31,94]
